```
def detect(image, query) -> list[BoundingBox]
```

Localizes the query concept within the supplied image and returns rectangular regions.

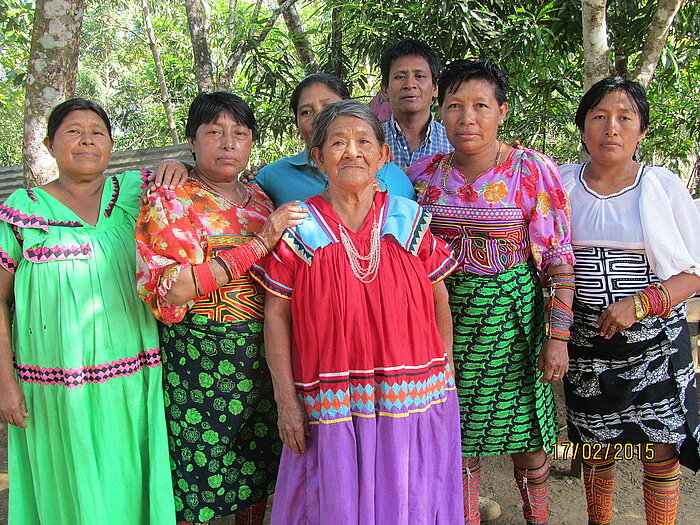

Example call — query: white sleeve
[640,166,700,280]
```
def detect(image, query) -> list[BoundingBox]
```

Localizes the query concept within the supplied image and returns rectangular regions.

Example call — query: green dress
[0,172,175,524]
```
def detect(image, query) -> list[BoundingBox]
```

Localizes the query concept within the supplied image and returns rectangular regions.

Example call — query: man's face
[382,54,437,117]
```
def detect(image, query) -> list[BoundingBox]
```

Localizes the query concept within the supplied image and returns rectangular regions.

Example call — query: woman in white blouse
[560,76,700,525]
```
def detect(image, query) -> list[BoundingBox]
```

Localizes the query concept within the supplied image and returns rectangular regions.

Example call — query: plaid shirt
[383,117,453,170]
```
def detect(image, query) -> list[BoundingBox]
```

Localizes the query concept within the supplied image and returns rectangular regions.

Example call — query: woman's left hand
[141,160,190,202]
[597,295,636,339]
[537,338,569,383]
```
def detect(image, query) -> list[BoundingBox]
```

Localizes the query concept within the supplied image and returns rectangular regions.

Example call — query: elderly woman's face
[296,83,343,146]
[311,115,389,191]
[44,109,113,180]
[189,110,253,181]
[440,78,507,156]
[581,90,647,165]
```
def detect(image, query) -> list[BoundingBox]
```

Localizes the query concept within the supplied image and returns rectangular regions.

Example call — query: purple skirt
[270,389,463,525]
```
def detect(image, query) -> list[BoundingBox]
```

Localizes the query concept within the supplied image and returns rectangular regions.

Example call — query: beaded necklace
[440,141,503,194]
[337,202,381,283]
[190,169,251,208]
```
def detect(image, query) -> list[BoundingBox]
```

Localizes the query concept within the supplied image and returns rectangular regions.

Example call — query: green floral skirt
[160,313,281,524]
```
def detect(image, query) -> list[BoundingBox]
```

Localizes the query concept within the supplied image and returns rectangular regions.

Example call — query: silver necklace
[337,203,381,283]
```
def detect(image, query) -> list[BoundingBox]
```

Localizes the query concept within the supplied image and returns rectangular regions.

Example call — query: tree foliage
[1,0,698,180]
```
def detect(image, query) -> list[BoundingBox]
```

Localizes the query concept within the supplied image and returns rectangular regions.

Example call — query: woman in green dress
[0,98,177,523]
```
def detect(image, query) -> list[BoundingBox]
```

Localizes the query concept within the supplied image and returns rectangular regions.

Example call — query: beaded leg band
[462,457,481,525]
[583,456,616,525]
[514,459,550,525]
[643,455,680,525]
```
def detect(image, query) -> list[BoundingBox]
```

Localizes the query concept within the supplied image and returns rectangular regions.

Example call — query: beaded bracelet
[212,256,233,282]
[546,295,574,341]
[635,282,672,319]
[548,272,576,293]
[191,265,204,297]
[193,260,219,296]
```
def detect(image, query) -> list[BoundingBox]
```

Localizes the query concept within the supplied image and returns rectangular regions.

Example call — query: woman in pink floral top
[407,59,575,525]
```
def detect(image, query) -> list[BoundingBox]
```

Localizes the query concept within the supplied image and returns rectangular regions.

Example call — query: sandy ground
[1,381,698,524]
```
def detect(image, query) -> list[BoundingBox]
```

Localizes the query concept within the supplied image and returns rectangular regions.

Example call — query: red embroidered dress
[0,172,175,524]
[251,192,464,524]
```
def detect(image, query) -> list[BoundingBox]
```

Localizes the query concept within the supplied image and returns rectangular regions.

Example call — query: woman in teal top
[254,73,416,205]
[0,99,176,524]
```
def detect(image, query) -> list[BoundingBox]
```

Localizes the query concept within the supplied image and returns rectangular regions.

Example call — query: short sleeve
[249,233,299,299]
[113,171,151,218]
[406,154,439,186]
[515,151,575,272]
[135,186,208,323]
[415,228,457,284]
[0,217,22,275]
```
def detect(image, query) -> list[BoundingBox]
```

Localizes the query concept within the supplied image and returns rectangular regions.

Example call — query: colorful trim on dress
[0,251,17,274]
[25,189,38,202]
[425,204,530,274]
[427,251,458,283]
[103,177,120,217]
[250,258,293,299]
[15,347,163,388]
[297,355,456,424]
[383,195,431,256]
[0,205,49,231]
[24,244,93,262]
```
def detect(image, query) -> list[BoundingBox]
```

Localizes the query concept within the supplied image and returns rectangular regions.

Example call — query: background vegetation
[1,0,698,183]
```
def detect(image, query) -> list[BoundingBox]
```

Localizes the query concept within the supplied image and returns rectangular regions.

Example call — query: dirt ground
[1,381,699,524]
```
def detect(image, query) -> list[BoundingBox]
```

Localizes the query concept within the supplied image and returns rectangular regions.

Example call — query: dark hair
[438,58,508,107]
[309,100,385,154]
[46,98,113,143]
[185,91,258,141]
[574,76,650,133]
[380,39,441,88]
[290,73,351,123]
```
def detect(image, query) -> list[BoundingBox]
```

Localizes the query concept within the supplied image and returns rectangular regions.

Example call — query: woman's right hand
[257,201,308,250]
[0,380,29,428]
[277,397,309,455]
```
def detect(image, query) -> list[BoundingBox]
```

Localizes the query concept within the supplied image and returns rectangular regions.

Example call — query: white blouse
[561,163,700,280]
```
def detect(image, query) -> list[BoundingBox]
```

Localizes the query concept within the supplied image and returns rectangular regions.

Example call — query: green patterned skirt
[159,313,281,524]
[446,262,557,456]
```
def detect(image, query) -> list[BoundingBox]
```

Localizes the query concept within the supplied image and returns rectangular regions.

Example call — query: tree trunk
[329,6,344,80]
[581,0,611,91]
[23,0,86,187]
[141,0,180,144]
[184,0,215,93]
[633,0,685,87]
[278,0,317,74]
[219,0,298,89]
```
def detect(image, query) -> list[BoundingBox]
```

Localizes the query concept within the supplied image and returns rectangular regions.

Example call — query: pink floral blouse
[406,147,574,275]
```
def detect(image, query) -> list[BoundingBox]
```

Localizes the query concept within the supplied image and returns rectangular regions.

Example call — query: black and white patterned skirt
[565,247,700,471]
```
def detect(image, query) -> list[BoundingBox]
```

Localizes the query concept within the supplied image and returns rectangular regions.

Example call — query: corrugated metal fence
[0,143,192,203]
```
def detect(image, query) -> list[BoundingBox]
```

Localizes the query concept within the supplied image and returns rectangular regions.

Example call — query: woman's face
[581,90,647,165]
[189,110,253,182]
[296,83,344,146]
[440,78,507,157]
[43,109,113,180]
[310,115,390,192]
